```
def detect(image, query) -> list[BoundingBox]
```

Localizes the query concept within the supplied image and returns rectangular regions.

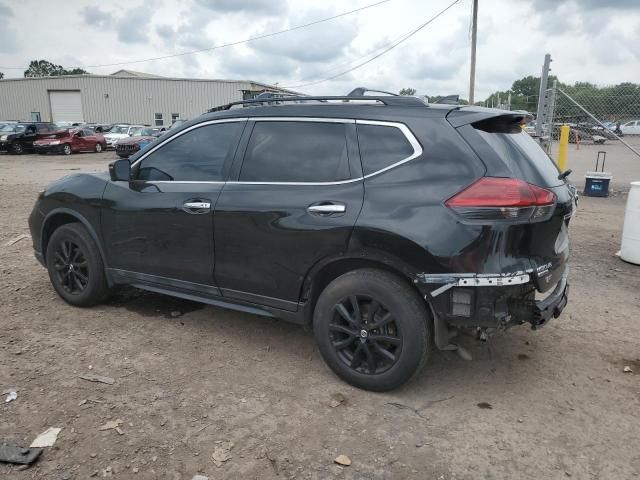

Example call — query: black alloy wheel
[53,239,89,294]
[46,223,110,307]
[313,269,431,391]
[63,144,72,155]
[330,295,402,375]
[12,143,23,154]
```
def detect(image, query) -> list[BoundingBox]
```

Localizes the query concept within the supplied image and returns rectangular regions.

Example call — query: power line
[3,1,388,70]
[281,0,462,89]
[0,0,391,70]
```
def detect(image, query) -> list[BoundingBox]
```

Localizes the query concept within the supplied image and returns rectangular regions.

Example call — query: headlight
[0,135,7,141]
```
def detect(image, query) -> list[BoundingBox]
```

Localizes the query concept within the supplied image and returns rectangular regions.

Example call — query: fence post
[535,54,552,138]
[557,125,570,172]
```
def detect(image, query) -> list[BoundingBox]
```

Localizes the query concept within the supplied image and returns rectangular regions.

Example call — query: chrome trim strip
[245,117,356,124]
[131,117,423,186]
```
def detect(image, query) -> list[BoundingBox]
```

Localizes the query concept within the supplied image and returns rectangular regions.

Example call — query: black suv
[0,122,58,154]
[28,95,574,391]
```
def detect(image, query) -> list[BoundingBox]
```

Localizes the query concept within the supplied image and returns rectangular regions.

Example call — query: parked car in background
[0,122,58,154]
[85,123,112,133]
[103,124,144,148]
[524,121,536,135]
[33,127,106,155]
[114,127,161,158]
[620,120,640,135]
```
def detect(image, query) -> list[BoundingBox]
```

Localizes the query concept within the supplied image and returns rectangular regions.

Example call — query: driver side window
[136,121,244,182]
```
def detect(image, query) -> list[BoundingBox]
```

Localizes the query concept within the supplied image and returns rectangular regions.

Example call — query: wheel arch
[41,208,108,269]
[300,253,428,328]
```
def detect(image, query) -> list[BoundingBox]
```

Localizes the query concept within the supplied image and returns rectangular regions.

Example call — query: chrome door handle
[307,204,346,214]
[184,201,210,209]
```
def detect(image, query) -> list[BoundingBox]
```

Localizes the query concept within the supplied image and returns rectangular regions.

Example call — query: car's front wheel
[95,143,103,153]
[313,269,431,391]
[45,223,109,307]
[11,143,23,154]
[62,144,72,155]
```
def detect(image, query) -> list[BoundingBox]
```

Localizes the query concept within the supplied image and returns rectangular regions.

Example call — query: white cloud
[0,0,639,100]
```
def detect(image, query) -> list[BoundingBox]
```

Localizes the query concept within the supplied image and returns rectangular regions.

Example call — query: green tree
[24,60,89,77]
[399,87,416,96]
[65,67,90,75]
[24,60,65,77]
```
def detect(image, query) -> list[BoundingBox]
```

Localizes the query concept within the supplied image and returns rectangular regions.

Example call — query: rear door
[214,118,364,310]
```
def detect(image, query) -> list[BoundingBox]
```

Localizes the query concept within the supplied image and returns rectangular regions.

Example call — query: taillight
[445,177,556,223]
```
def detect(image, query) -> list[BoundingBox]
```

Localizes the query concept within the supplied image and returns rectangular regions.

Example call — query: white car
[620,120,640,135]
[103,124,146,148]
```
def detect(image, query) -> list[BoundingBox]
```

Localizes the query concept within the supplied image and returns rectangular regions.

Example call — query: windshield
[0,124,24,132]
[140,128,156,136]
[108,126,128,134]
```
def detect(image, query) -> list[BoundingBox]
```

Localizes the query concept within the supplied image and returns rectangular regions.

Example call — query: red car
[33,128,107,155]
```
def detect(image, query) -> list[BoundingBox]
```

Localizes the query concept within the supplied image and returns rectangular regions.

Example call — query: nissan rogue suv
[28,94,575,391]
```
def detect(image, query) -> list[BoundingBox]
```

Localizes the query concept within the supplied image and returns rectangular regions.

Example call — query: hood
[116,136,156,145]
[104,133,129,139]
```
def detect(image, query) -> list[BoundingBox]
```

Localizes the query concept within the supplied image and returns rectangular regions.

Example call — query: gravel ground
[1,152,639,480]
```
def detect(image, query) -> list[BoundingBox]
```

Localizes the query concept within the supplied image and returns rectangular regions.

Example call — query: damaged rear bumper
[532,273,569,328]
[417,269,570,333]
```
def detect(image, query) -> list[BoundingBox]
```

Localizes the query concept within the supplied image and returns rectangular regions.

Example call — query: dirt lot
[1,151,639,480]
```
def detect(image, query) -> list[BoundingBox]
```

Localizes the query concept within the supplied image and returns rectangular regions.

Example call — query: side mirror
[109,159,131,182]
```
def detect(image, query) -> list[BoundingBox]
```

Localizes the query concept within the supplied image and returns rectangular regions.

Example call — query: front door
[101,119,246,291]
[214,119,364,310]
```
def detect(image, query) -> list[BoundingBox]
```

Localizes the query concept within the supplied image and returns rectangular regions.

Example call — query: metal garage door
[49,91,84,123]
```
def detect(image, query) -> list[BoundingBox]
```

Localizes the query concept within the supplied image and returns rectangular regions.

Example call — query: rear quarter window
[356,124,414,175]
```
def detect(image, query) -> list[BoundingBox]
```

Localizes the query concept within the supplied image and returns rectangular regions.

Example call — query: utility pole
[468,0,478,105]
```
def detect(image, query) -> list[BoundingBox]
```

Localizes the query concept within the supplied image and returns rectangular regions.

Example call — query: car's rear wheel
[62,144,72,155]
[95,143,103,153]
[45,223,109,307]
[11,143,23,154]
[313,269,431,391]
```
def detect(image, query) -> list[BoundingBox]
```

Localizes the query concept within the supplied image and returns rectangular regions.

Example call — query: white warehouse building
[0,70,298,126]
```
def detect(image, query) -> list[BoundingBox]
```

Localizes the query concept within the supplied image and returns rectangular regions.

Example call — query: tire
[11,143,23,155]
[45,223,109,307]
[62,144,72,155]
[313,269,431,391]
[95,143,103,153]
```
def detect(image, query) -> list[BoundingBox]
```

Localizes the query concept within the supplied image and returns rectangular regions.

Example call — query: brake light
[446,177,556,222]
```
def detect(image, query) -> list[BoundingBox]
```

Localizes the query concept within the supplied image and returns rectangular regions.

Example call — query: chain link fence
[543,83,640,158]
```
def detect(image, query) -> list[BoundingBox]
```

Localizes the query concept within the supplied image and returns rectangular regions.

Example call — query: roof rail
[208,95,426,112]
[348,87,398,97]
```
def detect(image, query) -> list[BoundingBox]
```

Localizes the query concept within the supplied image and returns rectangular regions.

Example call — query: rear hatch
[448,108,576,292]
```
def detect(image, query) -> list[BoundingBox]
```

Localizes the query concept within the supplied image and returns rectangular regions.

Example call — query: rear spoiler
[446,107,532,130]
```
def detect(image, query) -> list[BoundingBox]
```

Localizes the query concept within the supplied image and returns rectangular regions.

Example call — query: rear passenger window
[239,121,350,182]
[357,124,414,175]
[137,122,244,182]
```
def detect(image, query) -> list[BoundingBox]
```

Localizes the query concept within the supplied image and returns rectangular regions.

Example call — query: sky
[0,0,639,99]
